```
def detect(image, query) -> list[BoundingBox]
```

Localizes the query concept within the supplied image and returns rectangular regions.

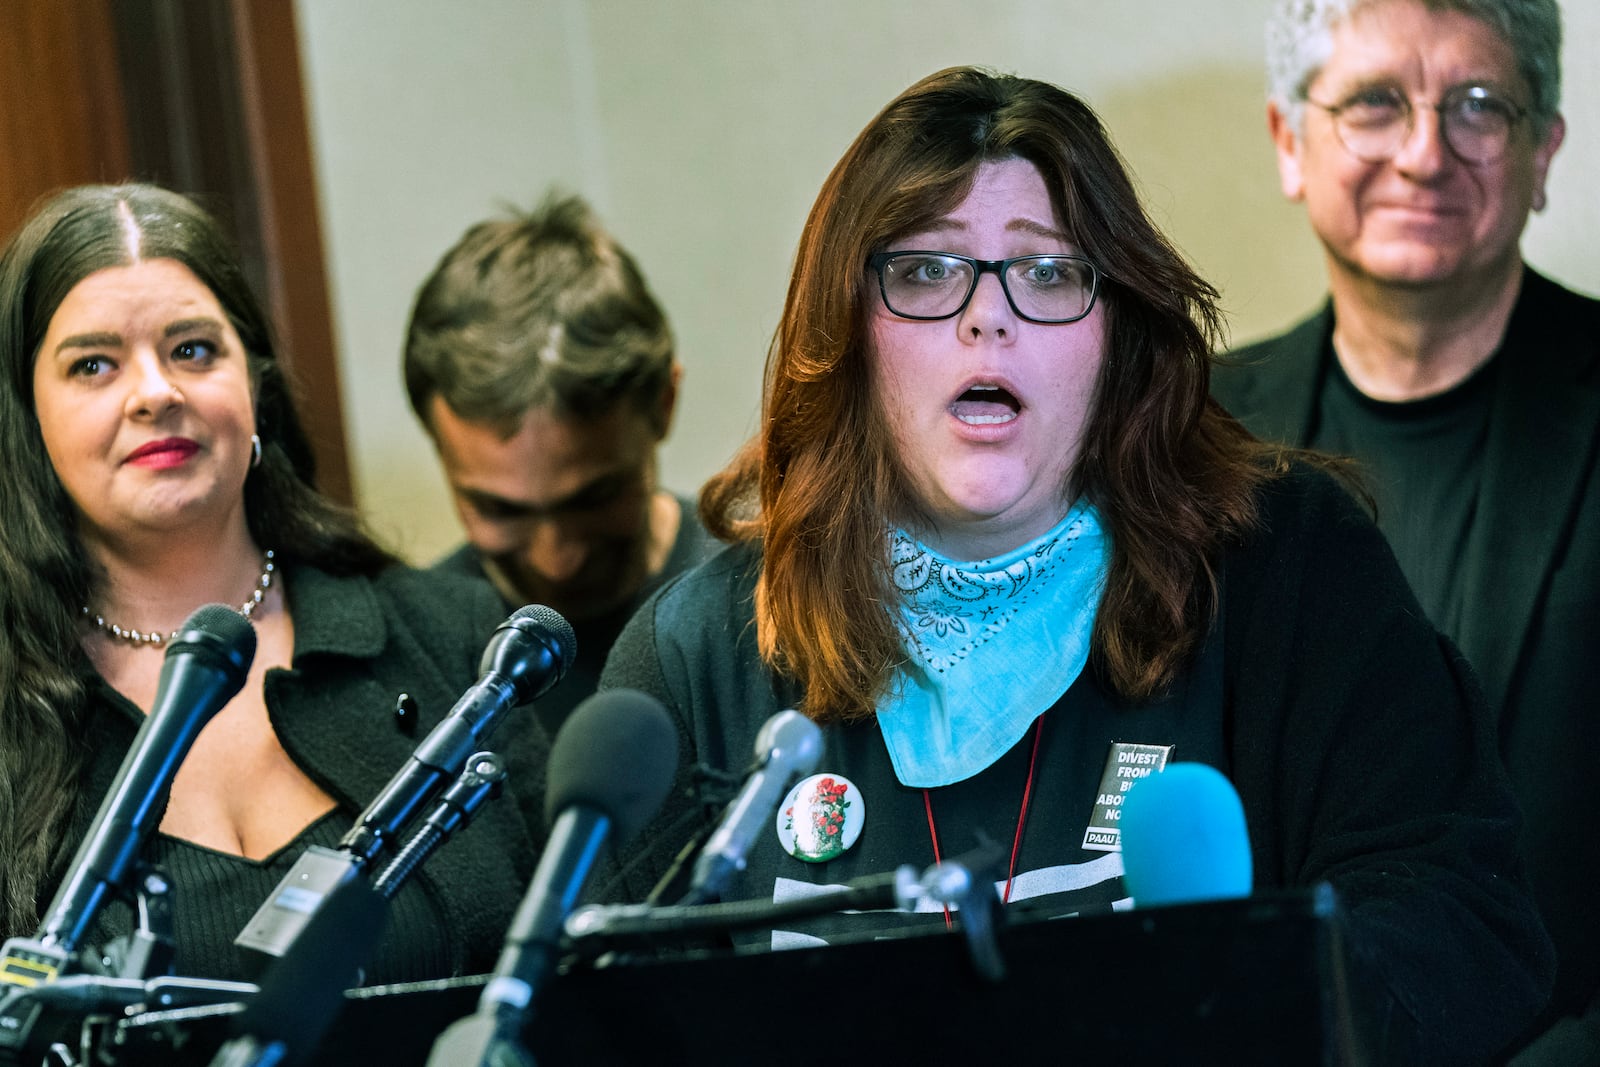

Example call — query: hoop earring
[250,433,263,469]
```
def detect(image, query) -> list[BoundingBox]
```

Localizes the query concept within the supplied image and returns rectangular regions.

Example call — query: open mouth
[950,384,1021,426]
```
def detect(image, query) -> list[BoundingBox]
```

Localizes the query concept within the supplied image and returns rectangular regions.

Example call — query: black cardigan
[59,560,551,981]
[601,463,1555,1064]
[1216,269,1600,1064]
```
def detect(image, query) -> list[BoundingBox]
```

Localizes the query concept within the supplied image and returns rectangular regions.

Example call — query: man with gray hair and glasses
[1214,2,1597,1061]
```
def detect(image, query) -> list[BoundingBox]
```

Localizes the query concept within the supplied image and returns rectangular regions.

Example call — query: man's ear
[652,362,682,440]
[1530,112,1565,213]
[1268,100,1307,202]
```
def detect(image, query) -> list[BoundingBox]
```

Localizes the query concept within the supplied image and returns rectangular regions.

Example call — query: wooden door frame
[1,0,352,503]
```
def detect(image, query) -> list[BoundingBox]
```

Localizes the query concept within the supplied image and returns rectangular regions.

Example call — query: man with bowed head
[1214,2,1596,1059]
[403,194,713,737]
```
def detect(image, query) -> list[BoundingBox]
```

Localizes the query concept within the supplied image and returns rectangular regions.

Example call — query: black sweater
[601,464,1554,1064]
[1216,270,1600,1065]
[61,561,550,982]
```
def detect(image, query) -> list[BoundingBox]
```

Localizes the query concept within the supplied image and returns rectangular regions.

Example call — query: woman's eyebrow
[164,316,224,339]
[53,331,123,355]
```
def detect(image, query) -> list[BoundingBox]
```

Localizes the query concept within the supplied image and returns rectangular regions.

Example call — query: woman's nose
[125,352,183,418]
[957,270,1018,343]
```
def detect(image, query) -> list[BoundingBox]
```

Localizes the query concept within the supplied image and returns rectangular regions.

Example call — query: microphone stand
[0,862,192,1063]
[372,752,507,901]
[565,849,1009,984]
[0,967,257,1067]
[210,753,509,1067]
[565,869,908,951]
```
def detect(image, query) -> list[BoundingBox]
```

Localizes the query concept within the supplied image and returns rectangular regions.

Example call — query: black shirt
[1312,350,1498,636]
[430,493,715,737]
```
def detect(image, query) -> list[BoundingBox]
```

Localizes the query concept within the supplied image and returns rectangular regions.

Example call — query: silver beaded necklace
[83,549,276,648]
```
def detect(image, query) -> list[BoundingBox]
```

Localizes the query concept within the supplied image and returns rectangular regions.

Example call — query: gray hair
[1267,0,1562,136]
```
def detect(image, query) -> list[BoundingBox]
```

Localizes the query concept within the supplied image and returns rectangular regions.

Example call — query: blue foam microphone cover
[1120,761,1252,907]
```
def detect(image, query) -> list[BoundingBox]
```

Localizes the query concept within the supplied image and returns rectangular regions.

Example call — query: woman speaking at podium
[602,67,1553,1061]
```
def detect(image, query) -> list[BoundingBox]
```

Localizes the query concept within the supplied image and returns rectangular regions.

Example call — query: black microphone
[207,878,388,1067]
[234,606,574,963]
[424,688,679,1067]
[683,708,822,904]
[0,606,253,1058]
[340,604,577,864]
[36,604,256,958]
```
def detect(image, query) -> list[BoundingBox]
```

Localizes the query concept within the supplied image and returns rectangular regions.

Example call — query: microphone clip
[0,857,180,992]
[896,847,1007,984]
[96,862,179,983]
[371,750,509,901]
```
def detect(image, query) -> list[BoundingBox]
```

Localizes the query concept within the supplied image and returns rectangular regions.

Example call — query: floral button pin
[777,773,864,862]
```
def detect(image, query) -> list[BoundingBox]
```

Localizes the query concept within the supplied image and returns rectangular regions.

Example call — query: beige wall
[294,0,1599,563]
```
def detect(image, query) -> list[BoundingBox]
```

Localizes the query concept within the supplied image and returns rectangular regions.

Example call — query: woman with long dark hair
[0,184,541,982]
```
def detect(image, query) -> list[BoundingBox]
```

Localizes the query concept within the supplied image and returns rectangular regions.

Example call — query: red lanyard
[920,715,1046,928]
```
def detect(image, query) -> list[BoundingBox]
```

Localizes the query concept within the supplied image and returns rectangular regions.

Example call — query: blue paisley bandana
[877,501,1109,787]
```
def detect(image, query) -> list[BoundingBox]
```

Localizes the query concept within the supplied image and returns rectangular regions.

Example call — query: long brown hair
[702,67,1279,723]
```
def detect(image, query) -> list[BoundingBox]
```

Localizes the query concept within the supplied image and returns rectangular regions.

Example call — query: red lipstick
[125,437,199,469]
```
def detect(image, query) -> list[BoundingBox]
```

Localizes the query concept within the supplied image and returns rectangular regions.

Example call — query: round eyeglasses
[867,251,1100,324]
[1305,83,1529,165]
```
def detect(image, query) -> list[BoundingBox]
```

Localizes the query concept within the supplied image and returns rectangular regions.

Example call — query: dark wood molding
[107,0,353,503]
[0,0,131,236]
[227,0,353,504]
[1,1,349,502]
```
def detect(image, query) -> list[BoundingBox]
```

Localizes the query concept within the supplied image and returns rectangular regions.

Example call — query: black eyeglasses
[867,251,1100,324]
[1305,83,1529,165]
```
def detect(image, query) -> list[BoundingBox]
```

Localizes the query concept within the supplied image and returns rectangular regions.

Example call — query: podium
[530,888,1357,1064]
[97,888,1360,1066]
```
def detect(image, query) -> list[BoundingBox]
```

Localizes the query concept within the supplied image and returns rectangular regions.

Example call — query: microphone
[37,604,257,957]
[235,606,574,963]
[207,878,388,1067]
[424,688,679,1067]
[1119,761,1253,907]
[340,604,576,864]
[682,709,823,904]
[0,606,254,1057]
